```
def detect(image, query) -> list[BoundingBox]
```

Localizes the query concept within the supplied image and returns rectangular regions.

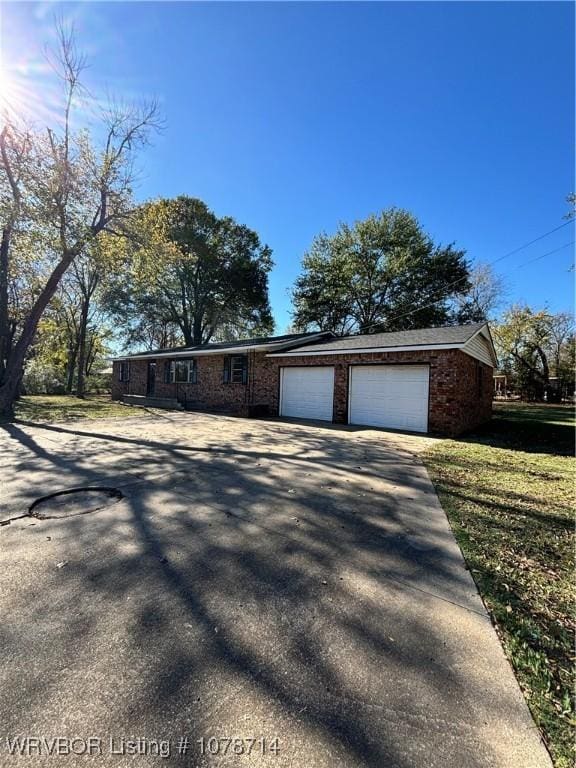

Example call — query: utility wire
[356,219,575,332]
[512,241,574,269]
[487,219,573,267]
[378,241,574,327]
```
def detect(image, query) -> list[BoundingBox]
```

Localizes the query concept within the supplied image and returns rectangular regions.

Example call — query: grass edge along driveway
[14,394,148,422]
[424,402,574,768]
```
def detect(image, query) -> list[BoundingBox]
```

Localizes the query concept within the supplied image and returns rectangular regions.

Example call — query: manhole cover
[29,487,123,519]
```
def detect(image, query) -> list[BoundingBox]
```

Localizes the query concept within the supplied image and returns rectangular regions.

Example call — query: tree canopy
[291,208,472,335]
[494,306,575,401]
[104,196,274,349]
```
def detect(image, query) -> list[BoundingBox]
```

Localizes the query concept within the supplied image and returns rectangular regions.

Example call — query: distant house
[112,322,497,436]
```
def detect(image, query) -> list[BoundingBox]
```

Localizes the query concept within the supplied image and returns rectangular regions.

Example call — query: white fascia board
[267,342,464,358]
[481,324,499,366]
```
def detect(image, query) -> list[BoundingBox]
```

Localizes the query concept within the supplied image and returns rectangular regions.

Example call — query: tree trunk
[75,297,90,398]
[0,251,77,420]
[0,368,21,420]
[192,314,203,346]
[535,346,550,384]
[85,332,98,379]
[65,342,79,393]
[535,345,550,402]
[0,318,36,419]
[0,226,12,381]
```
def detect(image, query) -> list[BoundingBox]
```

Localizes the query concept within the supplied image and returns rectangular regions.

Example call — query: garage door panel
[280,367,334,422]
[349,365,429,432]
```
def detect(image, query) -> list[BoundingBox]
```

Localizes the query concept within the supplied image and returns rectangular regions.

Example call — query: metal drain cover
[29,487,123,519]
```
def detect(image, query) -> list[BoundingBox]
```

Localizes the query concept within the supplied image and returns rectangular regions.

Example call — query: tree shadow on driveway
[0,417,551,768]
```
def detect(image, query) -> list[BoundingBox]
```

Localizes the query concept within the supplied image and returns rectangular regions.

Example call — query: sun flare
[0,57,60,126]
[0,62,11,102]
[0,61,25,121]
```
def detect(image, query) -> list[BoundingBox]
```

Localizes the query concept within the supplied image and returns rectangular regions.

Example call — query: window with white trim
[223,355,248,384]
[168,359,197,384]
[118,361,130,382]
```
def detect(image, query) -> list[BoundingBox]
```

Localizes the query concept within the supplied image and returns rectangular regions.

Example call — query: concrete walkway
[0,413,551,767]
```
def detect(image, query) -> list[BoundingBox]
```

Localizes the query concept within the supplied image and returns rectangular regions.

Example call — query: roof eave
[112,331,333,362]
[267,323,497,363]
[113,344,272,361]
[267,342,465,358]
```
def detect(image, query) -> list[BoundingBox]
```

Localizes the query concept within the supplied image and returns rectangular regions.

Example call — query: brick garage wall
[253,348,493,436]
[113,349,493,436]
[443,351,493,434]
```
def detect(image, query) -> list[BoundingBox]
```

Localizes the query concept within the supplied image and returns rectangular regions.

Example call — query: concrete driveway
[0,412,551,768]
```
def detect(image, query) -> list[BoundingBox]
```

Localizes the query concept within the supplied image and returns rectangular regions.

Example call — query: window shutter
[223,357,230,383]
[242,357,248,384]
[191,360,198,384]
[170,361,175,383]
[163,362,170,384]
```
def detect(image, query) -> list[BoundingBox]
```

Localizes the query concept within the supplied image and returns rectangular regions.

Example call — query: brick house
[111,322,496,436]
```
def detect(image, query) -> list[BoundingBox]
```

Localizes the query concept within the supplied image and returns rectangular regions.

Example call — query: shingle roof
[120,331,330,359]
[272,323,488,354]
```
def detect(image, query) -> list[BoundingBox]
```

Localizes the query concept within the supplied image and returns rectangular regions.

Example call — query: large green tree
[291,208,471,334]
[105,196,274,349]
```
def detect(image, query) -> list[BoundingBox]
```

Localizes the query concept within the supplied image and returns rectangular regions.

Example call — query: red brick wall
[112,355,252,413]
[112,348,492,435]
[253,349,492,435]
[111,360,147,400]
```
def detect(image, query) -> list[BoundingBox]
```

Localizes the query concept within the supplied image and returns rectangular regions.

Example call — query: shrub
[22,360,66,395]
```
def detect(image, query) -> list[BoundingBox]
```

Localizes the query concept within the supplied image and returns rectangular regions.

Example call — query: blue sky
[2,1,574,332]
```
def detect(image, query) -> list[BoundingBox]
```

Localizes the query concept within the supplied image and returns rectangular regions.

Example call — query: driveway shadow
[0,416,550,767]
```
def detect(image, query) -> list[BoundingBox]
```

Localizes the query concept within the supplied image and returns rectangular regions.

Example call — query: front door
[146,362,156,396]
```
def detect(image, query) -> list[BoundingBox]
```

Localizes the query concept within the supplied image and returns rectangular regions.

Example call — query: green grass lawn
[424,401,575,768]
[15,394,148,422]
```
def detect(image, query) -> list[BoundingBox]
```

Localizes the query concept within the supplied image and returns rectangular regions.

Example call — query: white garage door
[280,367,334,422]
[349,365,429,433]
